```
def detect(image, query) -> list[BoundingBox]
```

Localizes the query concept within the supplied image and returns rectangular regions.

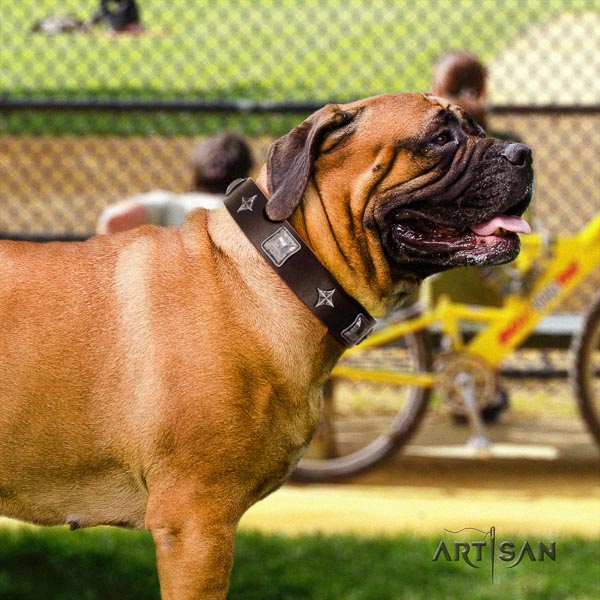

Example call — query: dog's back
[0,226,210,529]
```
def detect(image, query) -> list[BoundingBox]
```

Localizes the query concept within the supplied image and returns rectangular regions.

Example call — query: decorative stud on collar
[315,288,336,308]
[237,195,256,212]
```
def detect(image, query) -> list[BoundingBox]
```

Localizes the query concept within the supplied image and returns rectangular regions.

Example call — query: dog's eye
[433,132,453,146]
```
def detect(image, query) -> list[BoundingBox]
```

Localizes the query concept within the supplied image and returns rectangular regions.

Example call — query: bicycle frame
[332,213,600,387]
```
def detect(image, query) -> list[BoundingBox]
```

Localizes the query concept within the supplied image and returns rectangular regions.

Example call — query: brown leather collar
[224,178,375,347]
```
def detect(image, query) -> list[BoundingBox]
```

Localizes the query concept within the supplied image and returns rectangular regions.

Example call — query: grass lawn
[1,0,595,135]
[1,0,569,101]
[0,524,598,599]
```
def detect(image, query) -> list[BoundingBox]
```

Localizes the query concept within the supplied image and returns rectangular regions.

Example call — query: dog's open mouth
[388,199,531,278]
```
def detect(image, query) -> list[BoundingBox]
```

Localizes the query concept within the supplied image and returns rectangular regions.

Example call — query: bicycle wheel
[572,294,600,448]
[292,330,431,481]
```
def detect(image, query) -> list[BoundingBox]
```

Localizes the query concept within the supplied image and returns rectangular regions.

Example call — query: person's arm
[96,200,150,234]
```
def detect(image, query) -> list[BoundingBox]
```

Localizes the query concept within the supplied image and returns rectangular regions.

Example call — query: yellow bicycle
[293,213,600,480]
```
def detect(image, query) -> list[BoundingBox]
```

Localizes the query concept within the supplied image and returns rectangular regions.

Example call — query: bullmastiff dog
[0,93,533,598]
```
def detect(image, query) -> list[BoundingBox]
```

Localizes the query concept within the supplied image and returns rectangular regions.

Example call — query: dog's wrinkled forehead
[343,92,484,146]
[265,92,485,221]
[422,93,485,137]
[423,93,451,107]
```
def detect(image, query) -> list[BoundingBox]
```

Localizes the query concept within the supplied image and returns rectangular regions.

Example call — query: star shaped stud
[315,288,336,308]
[237,195,257,212]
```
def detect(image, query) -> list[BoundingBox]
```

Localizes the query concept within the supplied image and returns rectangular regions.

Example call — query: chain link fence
[2,0,600,447]
[1,2,599,301]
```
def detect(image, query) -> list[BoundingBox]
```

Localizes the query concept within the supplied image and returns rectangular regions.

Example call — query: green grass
[1,0,598,135]
[0,525,598,599]
[0,525,159,600]
[0,0,564,101]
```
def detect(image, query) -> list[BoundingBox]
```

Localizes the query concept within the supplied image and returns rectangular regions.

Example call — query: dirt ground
[240,409,600,538]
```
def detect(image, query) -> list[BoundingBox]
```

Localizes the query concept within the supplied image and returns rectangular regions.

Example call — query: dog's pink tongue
[471,215,531,236]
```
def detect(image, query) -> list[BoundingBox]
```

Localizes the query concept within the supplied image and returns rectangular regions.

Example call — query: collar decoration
[224,178,375,347]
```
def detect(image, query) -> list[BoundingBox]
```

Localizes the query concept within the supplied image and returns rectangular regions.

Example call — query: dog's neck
[223,175,375,348]
[275,175,415,318]
[203,192,343,387]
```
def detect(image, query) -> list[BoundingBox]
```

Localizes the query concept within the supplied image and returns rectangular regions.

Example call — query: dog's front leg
[146,492,239,600]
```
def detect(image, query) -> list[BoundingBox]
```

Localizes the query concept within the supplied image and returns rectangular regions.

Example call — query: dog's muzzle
[383,140,534,279]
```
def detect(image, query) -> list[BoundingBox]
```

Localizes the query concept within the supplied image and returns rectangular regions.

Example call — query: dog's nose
[501,143,532,167]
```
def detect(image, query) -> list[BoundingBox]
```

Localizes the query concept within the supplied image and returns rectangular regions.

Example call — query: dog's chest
[251,385,322,501]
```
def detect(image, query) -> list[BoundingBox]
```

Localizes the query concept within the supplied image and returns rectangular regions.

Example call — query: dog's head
[263,93,533,315]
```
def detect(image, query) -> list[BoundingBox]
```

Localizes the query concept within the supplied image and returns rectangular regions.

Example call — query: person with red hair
[432,50,489,128]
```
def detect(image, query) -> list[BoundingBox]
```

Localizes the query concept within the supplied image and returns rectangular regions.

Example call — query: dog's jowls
[0,93,533,599]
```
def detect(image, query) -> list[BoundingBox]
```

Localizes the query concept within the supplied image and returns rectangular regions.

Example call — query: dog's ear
[265,105,357,221]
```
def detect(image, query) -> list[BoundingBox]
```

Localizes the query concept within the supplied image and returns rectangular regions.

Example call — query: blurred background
[1,1,600,598]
